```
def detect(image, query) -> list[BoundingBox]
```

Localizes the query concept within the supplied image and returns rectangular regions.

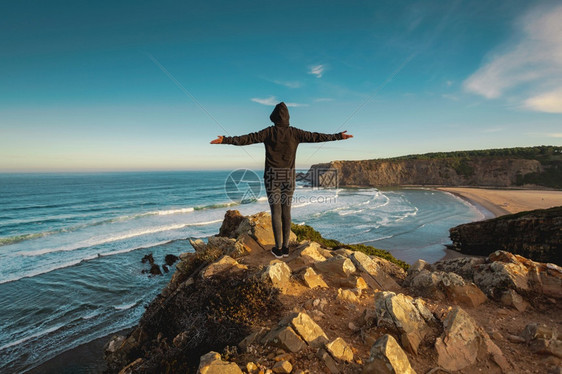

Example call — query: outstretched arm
[297,128,353,143]
[210,136,223,144]
[210,128,269,145]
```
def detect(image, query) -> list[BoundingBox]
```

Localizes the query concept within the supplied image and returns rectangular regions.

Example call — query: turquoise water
[0,171,483,373]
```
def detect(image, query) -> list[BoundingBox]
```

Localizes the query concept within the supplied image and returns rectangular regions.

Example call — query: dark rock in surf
[141,253,155,265]
[149,264,162,276]
[165,254,179,266]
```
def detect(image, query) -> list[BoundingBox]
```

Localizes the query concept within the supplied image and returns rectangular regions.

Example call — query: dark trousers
[266,181,294,249]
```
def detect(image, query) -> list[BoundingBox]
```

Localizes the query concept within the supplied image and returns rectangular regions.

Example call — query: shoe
[271,247,283,259]
[282,247,289,258]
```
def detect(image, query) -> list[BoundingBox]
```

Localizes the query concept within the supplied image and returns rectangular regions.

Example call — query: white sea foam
[20,219,222,257]
[0,323,66,351]
[113,302,138,311]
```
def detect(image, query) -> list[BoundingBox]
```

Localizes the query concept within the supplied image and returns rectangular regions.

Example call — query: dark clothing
[266,183,294,250]
[222,102,344,248]
[222,123,344,180]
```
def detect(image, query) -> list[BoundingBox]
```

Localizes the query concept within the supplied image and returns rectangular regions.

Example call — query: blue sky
[1,0,561,172]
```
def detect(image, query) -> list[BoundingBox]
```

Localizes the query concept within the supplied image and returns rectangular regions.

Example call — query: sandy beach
[436,187,562,261]
[438,187,562,217]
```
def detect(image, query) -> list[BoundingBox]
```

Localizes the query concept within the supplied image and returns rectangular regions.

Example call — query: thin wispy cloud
[308,64,325,78]
[272,80,302,89]
[463,4,562,113]
[250,96,308,107]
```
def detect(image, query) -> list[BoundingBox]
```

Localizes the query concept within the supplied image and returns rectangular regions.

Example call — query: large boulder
[261,260,292,291]
[325,337,354,362]
[281,312,329,348]
[364,334,416,374]
[200,255,247,278]
[218,210,297,249]
[350,251,401,291]
[474,251,562,299]
[435,307,511,372]
[373,291,435,354]
[314,255,356,278]
[406,268,487,307]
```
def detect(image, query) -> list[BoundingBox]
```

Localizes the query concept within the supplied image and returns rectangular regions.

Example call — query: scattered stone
[302,267,328,289]
[522,323,562,358]
[162,264,169,273]
[364,334,416,374]
[337,288,359,303]
[261,261,292,291]
[314,255,356,278]
[435,306,510,372]
[317,348,340,374]
[263,326,306,353]
[246,362,258,374]
[238,327,269,352]
[105,335,126,355]
[507,334,526,344]
[339,275,368,291]
[349,251,401,291]
[272,360,293,374]
[373,291,435,354]
[500,289,530,312]
[325,337,354,362]
[201,255,247,278]
[198,351,243,374]
[297,241,327,262]
[283,312,329,348]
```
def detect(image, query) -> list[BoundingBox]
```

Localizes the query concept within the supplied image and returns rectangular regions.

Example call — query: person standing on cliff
[211,102,353,258]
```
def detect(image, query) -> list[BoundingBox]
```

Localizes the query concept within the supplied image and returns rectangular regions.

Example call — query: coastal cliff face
[305,158,543,187]
[449,206,562,265]
[104,210,562,374]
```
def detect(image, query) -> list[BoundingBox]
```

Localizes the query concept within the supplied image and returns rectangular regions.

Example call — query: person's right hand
[210,136,224,144]
[340,130,353,139]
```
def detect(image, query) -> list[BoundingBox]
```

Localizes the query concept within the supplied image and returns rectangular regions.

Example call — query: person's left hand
[341,130,353,139]
[210,136,224,144]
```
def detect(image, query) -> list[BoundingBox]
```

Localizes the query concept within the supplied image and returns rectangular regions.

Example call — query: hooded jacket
[222,102,344,184]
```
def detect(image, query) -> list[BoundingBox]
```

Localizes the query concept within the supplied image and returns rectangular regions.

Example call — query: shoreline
[25,328,132,374]
[434,187,562,262]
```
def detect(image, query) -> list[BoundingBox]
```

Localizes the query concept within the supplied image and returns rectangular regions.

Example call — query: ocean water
[0,171,484,373]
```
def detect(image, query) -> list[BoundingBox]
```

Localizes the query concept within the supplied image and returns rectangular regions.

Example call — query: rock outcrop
[449,206,562,265]
[105,210,562,374]
[305,157,543,187]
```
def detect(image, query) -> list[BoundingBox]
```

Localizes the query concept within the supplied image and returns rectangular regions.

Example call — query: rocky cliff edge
[104,210,562,374]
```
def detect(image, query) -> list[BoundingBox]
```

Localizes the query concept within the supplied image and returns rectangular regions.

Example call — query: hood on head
[270,102,290,126]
